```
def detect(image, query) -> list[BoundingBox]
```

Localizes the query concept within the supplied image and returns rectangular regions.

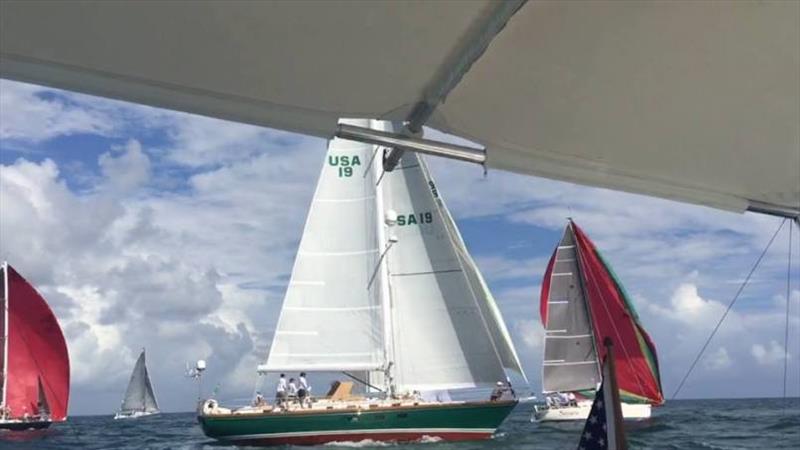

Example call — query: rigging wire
[671,218,787,400]
[784,221,794,403]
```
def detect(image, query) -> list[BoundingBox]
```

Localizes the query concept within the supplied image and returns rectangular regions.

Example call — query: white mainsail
[264,118,385,372]
[541,226,601,393]
[264,119,524,394]
[120,349,159,414]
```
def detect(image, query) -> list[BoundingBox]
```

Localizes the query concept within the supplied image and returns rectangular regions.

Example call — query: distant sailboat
[197,119,526,446]
[532,221,664,422]
[115,349,159,419]
[0,262,70,431]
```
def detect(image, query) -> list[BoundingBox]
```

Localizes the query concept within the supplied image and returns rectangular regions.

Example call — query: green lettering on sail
[329,155,362,177]
[396,212,433,226]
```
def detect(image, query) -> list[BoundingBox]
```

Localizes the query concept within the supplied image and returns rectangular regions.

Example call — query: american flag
[577,380,611,450]
[577,340,627,450]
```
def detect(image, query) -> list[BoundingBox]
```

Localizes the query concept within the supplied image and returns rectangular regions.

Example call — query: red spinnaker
[6,266,70,420]
[571,223,663,405]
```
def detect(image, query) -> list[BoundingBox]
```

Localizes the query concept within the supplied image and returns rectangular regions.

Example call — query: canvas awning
[2,0,797,217]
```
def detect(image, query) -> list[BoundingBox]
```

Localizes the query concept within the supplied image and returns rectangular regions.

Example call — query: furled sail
[264,118,385,372]
[380,123,511,392]
[2,263,70,421]
[540,227,601,394]
[120,349,159,413]
[539,222,664,405]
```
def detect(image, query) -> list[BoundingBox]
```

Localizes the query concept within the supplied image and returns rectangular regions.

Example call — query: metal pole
[335,123,485,166]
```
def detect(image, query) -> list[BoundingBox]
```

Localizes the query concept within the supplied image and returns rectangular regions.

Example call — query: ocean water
[0,398,797,449]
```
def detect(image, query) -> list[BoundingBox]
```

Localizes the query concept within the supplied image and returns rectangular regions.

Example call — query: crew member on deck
[490,381,508,401]
[276,373,288,407]
[253,391,265,407]
[298,372,311,408]
[288,377,299,404]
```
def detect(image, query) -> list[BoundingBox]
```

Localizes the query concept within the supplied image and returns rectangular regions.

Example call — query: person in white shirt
[298,372,311,408]
[275,373,288,407]
[288,378,299,400]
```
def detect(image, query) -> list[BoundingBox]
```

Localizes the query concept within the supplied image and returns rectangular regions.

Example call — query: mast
[569,221,604,387]
[1,261,8,419]
[373,121,395,395]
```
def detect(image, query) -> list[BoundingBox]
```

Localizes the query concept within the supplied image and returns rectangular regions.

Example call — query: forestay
[539,226,601,393]
[264,119,385,372]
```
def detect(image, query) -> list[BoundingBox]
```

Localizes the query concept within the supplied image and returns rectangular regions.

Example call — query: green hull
[198,400,517,446]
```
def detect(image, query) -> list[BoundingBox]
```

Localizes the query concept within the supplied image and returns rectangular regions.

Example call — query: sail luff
[570,223,604,387]
[420,156,507,382]
[421,157,526,381]
[1,262,7,414]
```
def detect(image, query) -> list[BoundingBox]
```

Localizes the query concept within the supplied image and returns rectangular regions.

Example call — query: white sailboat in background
[532,222,664,422]
[114,349,159,419]
[197,119,527,446]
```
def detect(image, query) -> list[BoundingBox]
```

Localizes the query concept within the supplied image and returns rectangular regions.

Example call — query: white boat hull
[532,402,651,422]
[113,410,159,420]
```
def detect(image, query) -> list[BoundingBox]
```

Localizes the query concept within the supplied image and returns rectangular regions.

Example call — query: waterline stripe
[221,427,496,441]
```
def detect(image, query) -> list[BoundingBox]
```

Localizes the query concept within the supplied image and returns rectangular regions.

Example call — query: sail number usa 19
[329,155,361,177]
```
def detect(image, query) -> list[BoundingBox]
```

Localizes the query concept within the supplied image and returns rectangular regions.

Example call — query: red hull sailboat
[0,262,70,430]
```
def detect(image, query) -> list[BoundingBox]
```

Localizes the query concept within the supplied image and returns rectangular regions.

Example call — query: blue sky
[0,79,798,415]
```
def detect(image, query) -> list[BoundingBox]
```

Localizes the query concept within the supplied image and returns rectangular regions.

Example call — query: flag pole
[604,337,628,450]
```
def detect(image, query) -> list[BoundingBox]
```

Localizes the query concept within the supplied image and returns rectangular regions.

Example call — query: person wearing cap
[490,381,507,401]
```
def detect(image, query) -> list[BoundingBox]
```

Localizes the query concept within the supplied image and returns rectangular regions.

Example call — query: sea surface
[0,398,797,450]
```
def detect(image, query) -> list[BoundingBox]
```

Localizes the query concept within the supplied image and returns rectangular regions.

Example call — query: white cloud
[751,341,789,366]
[0,80,117,142]
[703,347,732,371]
[98,139,152,193]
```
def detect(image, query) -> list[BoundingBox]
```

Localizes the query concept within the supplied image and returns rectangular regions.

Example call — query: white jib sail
[121,350,159,413]
[378,122,511,392]
[264,118,385,372]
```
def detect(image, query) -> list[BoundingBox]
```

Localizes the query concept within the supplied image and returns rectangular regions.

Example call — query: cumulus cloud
[703,347,733,371]
[751,341,789,366]
[0,80,117,142]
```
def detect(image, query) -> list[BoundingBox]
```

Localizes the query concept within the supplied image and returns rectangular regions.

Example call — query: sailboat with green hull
[198,119,526,445]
